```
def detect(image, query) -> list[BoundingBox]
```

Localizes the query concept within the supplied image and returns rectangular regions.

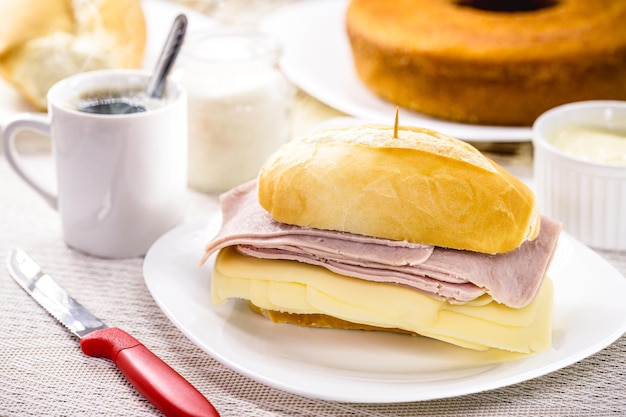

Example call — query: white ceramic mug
[2,69,188,258]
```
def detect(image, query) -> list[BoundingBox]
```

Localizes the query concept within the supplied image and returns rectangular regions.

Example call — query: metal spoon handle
[146,14,188,98]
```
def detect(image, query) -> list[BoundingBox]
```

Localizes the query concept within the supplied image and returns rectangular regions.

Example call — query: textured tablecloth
[2,1,626,416]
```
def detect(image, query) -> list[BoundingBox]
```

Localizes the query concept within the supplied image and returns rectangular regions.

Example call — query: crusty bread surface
[248,302,417,335]
[0,0,146,110]
[258,124,539,254]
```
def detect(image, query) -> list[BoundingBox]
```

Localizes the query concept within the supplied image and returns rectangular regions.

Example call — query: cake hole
[455,0,559,12]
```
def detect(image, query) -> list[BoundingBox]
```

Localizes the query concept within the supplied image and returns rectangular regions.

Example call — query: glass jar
[178,31,293,193]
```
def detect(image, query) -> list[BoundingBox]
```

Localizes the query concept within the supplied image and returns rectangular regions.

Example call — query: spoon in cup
[79,14,188,114]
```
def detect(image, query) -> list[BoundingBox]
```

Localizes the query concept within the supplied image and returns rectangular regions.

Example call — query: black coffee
[79,98,147,114]
[76,88,166,115]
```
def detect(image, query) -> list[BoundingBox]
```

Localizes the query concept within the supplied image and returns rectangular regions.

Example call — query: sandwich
[0,0,146,110]
[201,123,561,353]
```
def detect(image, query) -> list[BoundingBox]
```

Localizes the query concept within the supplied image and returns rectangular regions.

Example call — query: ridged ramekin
[532,100,626,251]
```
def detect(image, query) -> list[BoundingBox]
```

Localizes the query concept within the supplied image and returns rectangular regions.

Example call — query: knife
[6,247,220,417]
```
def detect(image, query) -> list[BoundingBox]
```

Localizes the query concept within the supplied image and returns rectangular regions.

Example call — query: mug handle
[2,113,58,209]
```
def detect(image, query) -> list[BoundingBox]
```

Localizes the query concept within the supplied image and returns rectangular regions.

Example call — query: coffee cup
[2,69,188,258]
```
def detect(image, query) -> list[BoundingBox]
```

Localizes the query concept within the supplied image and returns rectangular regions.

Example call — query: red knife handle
[80,327,220,417]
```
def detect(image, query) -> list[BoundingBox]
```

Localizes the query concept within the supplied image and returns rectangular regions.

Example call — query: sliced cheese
[211,247,553,353]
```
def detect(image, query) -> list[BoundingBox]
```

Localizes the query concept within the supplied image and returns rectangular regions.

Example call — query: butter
[549,125,626,166]
[211,247,553,353]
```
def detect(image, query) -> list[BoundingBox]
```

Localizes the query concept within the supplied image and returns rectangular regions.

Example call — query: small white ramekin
[532,100,626,251]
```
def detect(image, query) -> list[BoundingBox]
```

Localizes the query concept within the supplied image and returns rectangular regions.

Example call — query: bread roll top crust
[258,125,539,254]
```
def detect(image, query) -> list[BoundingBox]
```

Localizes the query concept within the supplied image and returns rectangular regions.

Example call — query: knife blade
[7,247,220,417]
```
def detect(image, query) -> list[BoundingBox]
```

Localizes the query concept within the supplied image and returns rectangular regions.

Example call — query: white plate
[261,0,532,142]
[143,216,626,403]
[0,0,216,124]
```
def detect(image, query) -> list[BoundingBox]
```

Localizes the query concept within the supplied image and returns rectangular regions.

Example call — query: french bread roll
[258,124,539,254]
[0,0,146,110]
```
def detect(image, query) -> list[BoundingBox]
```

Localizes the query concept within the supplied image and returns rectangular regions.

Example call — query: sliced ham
[202,181,561,308]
